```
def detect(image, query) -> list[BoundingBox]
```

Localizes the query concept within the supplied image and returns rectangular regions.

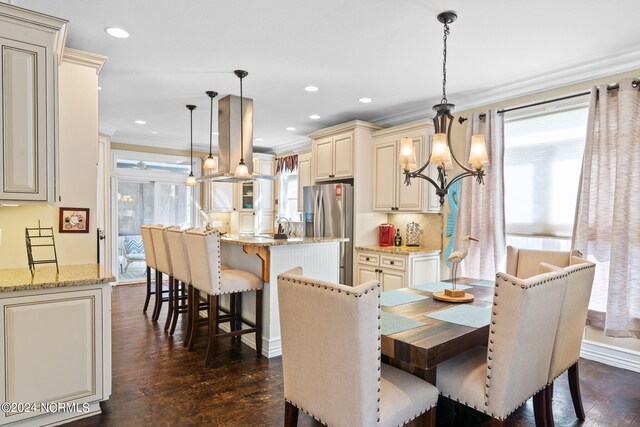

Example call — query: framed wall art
[59,207,90,233]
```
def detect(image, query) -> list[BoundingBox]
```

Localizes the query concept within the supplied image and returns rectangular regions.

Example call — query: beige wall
[0,56,101,269]
[444,68,640,350]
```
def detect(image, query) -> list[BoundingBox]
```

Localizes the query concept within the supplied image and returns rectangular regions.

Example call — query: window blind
[504,106,588,237]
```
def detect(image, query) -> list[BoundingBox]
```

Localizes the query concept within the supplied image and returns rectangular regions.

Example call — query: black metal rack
[25,221,59,274]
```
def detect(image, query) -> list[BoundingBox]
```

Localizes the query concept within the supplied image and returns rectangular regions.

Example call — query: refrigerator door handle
[318,191,325,237]
[313,190,321,237]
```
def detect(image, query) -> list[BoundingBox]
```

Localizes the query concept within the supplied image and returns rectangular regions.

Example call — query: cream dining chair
[149,225,176,327]
[165,226,193,337]
[277,267,439,427]
[436,269,568,426]
[525,254,596,426]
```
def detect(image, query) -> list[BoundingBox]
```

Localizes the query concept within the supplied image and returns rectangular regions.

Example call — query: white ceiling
[13,0,640,153]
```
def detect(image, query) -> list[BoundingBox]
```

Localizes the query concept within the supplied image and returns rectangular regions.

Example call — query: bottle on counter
[394,229,402,247]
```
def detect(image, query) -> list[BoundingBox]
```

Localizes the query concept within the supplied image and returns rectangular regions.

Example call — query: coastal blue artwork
[445,180,462,267]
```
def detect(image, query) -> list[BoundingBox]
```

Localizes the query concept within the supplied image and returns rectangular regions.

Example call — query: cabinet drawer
[357,252,379,266]
[380,255,406,271]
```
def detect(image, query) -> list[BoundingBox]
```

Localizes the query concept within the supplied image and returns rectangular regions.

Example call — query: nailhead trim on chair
[459,271,573,420]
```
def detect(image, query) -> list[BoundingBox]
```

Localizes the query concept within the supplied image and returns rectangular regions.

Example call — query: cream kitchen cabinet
[297,152,311,211]
[372,120,439,213]
[0,5,67,203]
[233,154,275,234]
[355,248,440,291]
[311,132,353,181]
[0,281,111,426]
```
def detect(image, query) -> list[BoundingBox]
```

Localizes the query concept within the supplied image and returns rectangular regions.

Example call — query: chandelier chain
[441,22,450,104]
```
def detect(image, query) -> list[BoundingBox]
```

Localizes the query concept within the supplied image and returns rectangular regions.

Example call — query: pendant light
[185,104,197,186]
[234,69,251,178]
[400,11,489,206]
[203,91,218,170]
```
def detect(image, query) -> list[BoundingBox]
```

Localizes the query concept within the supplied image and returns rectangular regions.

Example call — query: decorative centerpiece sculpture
[433,235,478,303]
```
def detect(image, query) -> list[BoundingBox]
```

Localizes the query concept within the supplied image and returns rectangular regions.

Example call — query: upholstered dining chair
[183,228,263,363]
[149,225,174,326]
[505,246,573,279]
[140,224,166,317]
[277,267,439,427]
[527,255,596,426]
[436,269,568,427]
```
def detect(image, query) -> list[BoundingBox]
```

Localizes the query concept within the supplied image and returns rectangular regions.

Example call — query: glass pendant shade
[430,133,453,167]
[468,134,490,170]
[398,137,417,170]
[442,145,454,171]
[186,172,197,186]
[203,155,216,170]
[234,162,250,178]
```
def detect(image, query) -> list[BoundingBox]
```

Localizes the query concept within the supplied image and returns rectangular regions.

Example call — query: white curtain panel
[457,110,506,280]
[573,77,640,338]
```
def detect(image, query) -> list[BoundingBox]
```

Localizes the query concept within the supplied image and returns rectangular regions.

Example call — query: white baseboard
[580,339,640,373]
[218,323,282,358]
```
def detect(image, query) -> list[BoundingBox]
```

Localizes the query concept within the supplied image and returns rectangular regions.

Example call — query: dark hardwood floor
[68,284,640,427]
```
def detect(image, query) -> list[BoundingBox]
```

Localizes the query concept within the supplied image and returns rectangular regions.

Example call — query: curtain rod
[460,79,640,122]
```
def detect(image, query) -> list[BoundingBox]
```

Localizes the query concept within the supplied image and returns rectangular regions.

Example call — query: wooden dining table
[381,277,494,386]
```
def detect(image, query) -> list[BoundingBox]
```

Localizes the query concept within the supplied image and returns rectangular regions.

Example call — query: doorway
[111,151,199,283]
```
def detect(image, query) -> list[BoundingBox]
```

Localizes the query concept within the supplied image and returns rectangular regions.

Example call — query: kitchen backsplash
[387,213,443,250]
[206,212,231,233]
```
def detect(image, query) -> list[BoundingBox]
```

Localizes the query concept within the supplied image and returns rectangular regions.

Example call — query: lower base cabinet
[0,283,111,426]
[356,250,440,291]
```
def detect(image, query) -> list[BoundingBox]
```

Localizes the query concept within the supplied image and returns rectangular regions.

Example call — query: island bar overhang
[219,235,346,358]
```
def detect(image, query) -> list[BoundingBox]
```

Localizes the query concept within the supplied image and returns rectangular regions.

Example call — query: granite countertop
[355,245,441,255]
[0,264,115,293]
[221,234,348,247]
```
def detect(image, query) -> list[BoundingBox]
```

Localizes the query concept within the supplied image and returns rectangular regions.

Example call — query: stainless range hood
[197,94,275,183]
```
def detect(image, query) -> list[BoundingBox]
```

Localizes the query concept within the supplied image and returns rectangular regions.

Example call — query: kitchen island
[220,234,347,357]
[0,264,114,427]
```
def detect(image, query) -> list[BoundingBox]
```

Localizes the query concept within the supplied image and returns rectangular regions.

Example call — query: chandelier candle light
[186,104,197,186]
[399,11,489,207]
[203,90,219,170]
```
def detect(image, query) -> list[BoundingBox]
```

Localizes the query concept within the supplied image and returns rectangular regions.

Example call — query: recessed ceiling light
[105,27,130,39]
[98,86,102,91]
[134,120,146,125]
[286,127,296,131]
[254,138,263,141]
[359,97,373,104]
[304,85,319,92]
[151,131,158,134]
[309,114,320,120]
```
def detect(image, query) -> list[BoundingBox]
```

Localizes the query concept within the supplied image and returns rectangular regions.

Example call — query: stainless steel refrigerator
[303,183,353,286]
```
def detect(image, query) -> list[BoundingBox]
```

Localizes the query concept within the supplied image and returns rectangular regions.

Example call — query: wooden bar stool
[149,225,174,325]
[140,224,167,318]
[183,228,263,364]
[165,226,192,337]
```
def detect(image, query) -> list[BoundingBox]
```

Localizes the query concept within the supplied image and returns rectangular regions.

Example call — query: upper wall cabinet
[372,120,439,213]
[0,4,67,203]
[311,131,353,181]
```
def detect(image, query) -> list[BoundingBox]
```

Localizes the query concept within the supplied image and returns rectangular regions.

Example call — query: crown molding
[373,47,640,127]
[308,119,383,138]
[63,48,108,74]
[99,122,119,137]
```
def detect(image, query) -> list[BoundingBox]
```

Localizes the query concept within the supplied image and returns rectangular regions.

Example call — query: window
[504,103,588,249]
[278,171,299,220]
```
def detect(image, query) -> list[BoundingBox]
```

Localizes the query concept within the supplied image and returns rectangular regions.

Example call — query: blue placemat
[381,290,430,307]
[381,312,426,336]
[470,279,495,288]
[412,281,471,293]
[479,295,494,303]
[425,305,492,328]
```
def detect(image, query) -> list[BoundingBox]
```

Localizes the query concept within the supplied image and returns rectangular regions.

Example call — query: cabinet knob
[366,257,370,261]
[390,261,395,265]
